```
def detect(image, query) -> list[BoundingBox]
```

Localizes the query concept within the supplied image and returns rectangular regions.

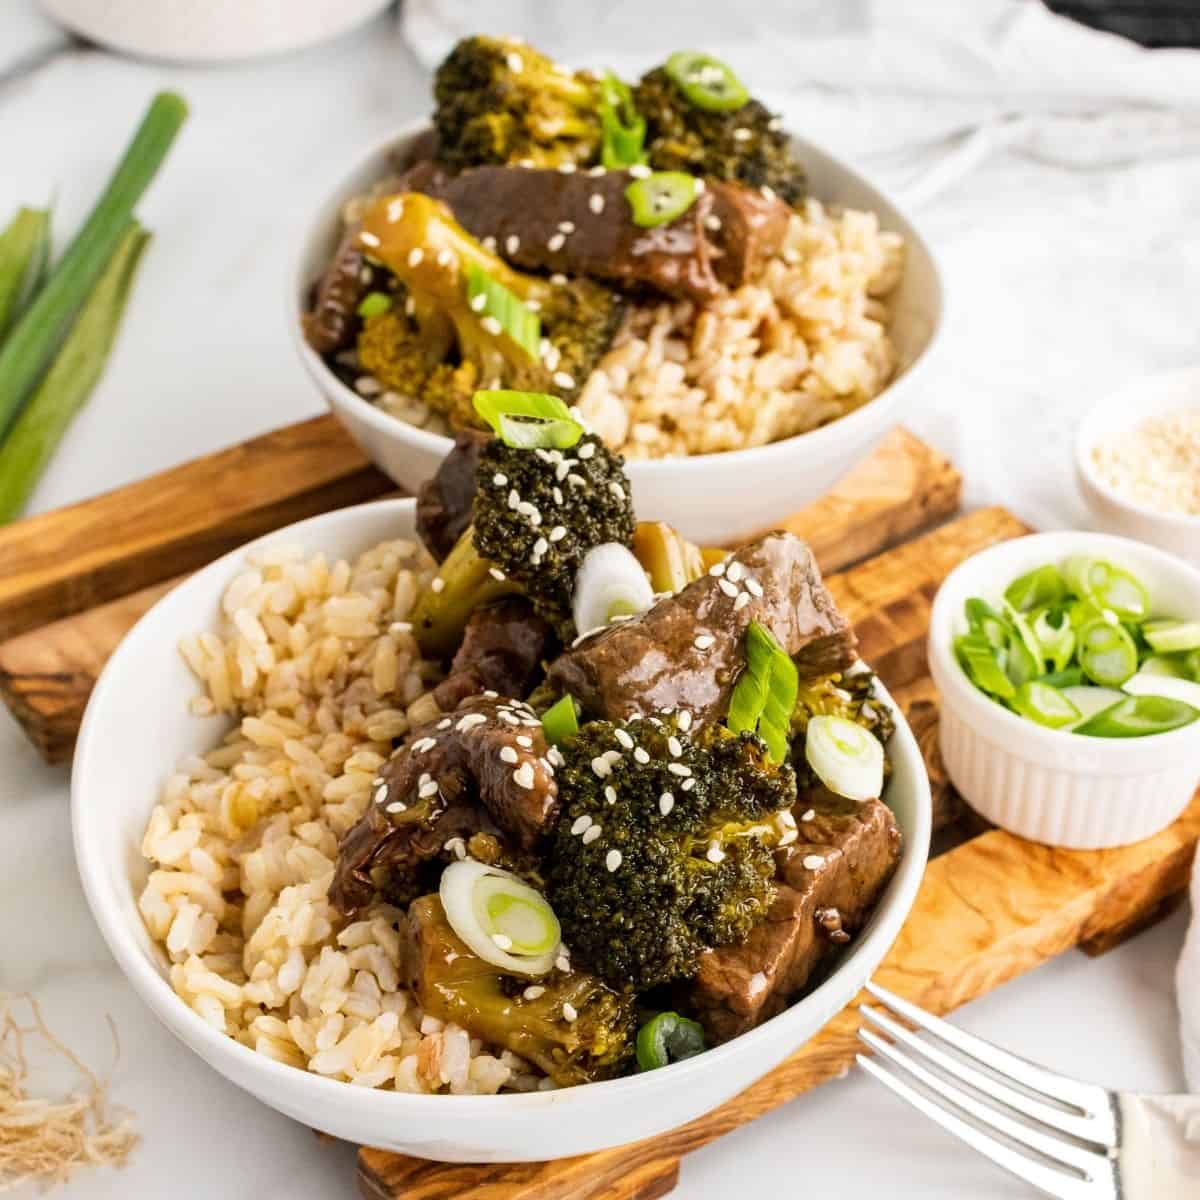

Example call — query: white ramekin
[928,531,1200,850]
[290,126,944,547]
[1075,367,1200,567]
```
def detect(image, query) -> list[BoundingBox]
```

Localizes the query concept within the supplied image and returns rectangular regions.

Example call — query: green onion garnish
[472,389,584,450]
[599,70,647,169]
[625,172,699,228]
[1004,564,1066,613]
[636,1011,706,1071]
[541,693,579,746]
[1010,680,1080,729]
[727,621,798,762]
[466,261,539,362]
[1143,619,1200,655]
[0,92,186,440]
[0,207,51,340]
[954,633,1016,700]
[805,714,886,801]
[1063,556,1148,621]
[1077,618,1138,687]
[1074,694,1199,738]
[356,291,392,318]
[964,597,1008,649]
[664,51,749,113]
[1032,609,1076,674]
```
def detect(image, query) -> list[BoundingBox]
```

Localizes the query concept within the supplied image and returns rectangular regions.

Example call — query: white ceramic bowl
[929,531,1200,850]
[74,498,930,1162]
[291,127,944,546]
[1075,367,1200,566]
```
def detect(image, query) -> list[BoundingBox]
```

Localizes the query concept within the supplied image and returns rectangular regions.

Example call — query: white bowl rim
[73,496,930,1115]
[929,529,1200,761]
[1074,367,1200,531]
[288,122,945,475]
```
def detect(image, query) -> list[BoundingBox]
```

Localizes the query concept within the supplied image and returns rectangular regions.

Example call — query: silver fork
[856,981,1200,1199]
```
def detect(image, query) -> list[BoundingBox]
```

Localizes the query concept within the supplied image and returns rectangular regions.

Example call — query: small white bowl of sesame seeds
[1076,368,1200,566]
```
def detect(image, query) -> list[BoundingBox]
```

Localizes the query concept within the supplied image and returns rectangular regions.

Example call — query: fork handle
[1118,1093,1200,1199]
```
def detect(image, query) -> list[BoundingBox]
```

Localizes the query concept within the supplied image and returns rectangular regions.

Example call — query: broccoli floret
[408,894,636,1085]
[354,193,624,430]
[547,719,797,992]
[634,67,806,205]
[473,433,636,636]
[433,36,602,170]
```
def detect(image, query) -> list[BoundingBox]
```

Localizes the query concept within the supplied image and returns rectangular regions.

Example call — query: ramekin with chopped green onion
[929,532,1200,849]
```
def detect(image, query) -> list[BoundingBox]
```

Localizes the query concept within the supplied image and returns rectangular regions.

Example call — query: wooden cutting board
[1,418,1194,1200]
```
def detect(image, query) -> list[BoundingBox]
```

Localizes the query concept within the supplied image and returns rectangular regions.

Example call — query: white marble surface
[1,1,1196,1195]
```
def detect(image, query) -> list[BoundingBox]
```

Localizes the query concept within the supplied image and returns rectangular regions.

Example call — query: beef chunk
[416,428,489,562]
[302,228,368,355]
[433,597,554,711]
[393,164,790,304]
[548,532,857,727]
[685,790,901,1042]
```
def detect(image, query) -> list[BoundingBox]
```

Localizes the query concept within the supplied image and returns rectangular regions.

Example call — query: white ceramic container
[929,531,1200,850]
[291,127,944,546]
[1075,367,1200,566]
[74,498,931,1162]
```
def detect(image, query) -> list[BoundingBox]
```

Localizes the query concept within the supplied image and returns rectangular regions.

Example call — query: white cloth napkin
[401,0,1200,1089]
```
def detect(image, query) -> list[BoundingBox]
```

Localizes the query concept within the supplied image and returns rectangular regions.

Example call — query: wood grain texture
[0,428,961,764]
[0,414,393,642]
[358,794,1200,1200]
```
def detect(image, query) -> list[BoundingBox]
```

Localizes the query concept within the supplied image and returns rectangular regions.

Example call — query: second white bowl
[929,531,1200,849]
[291,127,944,546]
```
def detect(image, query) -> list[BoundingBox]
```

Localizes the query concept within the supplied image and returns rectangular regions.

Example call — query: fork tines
[856,982,1120,1200]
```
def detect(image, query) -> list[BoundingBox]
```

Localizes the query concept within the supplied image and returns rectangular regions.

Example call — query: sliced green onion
[955,633,1016,700]
[1068,598,1112,631]
[1004,632,1039,689]
[541,693,579,746]
[636,1012,706,1071]
[1040,666,1084,689]
[964,597,1008,649]
[0,207,51,339]
[805,714,885,801]
[728,621,798,762]
[439,860,560,976]
[1032,610,1075,674]
[472,389,583,450]
[572,542,654,635]
[1143,620,1200,654]
[1004,565,1066,613]
[356,290,391,317]
[1063,556,1149,621]
[1061,685,1125,725]
[664,50,749,112]
[625,172,698,228]
[0,92,186,440]
[1077,619,1138,687]
[1186,650,1200,683]
[465,261,539,361]
[0,224,150,523]
[1121,671,1200,710]
[599,70,646,169]
[1074,694,1199,738]
[1011,681,1080,729]
[1138,654,1188,679]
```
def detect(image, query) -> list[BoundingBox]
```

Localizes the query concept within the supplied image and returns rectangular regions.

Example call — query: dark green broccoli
[634,66,806,205]
[433,36,602,170]
[354,192,624,431]
[407,895,637,1085]
[547,719,797,992]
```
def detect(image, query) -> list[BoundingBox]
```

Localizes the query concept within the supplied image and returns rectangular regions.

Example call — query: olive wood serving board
[1,420,1194,1200]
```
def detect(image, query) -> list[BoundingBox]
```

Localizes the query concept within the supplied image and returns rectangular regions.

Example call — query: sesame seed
[589,193,605,214]
[407,247,424,268]
[548,525,567,542]
[513,762,536,790]
[444,836,467,859]
[562,1002,579,1022]
[547,233,566,252]
[726,562,744,583]
[605,850,623,872]
[355,376,382,396]
[484,690,499,699]
[493,472,508,486]
[508,488,520,510]
[436,718,452,731]
[418,772,432,788]
[482,235,498,252]
[360,231,380,247]
[523,985,545,1000]
[694,634,715,650]
[568,472,586,487]
[667,736,683,757]
[481,315,502,336]
[374,784,388,804]
[734,592,751,611]
[705,214,722,232]
[419,780,439,799]
[386,198,404,222]
[629,164,651,178]
[533,537,549,557]
[405,296,416,316]
[506,234,520,255]
[709,561,726,576]
[553,370,576,389]
[767,116,782,132]
[386,801,407,814]
[678,710,693,732]
[552,486,564,505]
[632,747,650,765]
[718,579,739,599]
[456,712,488,732]
[760,185,777,201]
[516,734,533,749]
[659,792,675,815]
[604,749,623,765]
[526,298,541,312]
[413,736,438,753]
[803,854,826,870]
[547,746,564,767]
[589,165,607,176]
[591,756,612,779]
[489,567,508,582]
[555,955,571,972]
[558,162,577,174]
[609,481,625,500]
[733,127,752,142]
[500,746,519,764]
[745,577,764,598]
[469,293,487,313]
[604,785,617,804]
[706,842,726,863]
[582,824,602,845]
[506,51,523,72]
[571,814,593,835]
[801,809,816,822]
[681,778,695,791]
[614,728,634,750]
[550,272,568,285]
[436,248,453,268]
[558,221,576,234]
[499,712,519,726]
[431,577,445,593]
[668,762,692,778]
[492,932,514,950]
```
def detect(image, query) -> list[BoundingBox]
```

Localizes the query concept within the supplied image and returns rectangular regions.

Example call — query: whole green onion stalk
[0,224,151,522]
[0,207,51,340]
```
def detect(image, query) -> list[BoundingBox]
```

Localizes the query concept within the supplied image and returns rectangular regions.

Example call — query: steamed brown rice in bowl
[137,536,550,1095]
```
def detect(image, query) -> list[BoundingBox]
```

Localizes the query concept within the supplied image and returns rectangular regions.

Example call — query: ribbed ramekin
[928,532,1200,849]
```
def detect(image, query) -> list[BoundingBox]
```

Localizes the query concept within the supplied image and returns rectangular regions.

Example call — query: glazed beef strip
[302,228,368,355]
[394,163,790,303]
[330,695,558,914]
[686,789,901,1043]
[416,427,489,562]
[547,531,857,726]
[433,597,555,712]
